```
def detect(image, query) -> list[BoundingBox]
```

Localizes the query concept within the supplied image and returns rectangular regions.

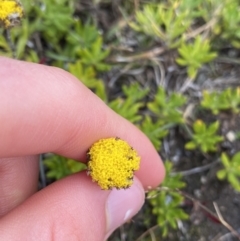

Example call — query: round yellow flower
[0,0,24,28]
[87,137,141,190]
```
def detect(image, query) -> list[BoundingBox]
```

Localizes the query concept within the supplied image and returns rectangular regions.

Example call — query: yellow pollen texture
[0,0,23,28]
[87,137,141,190]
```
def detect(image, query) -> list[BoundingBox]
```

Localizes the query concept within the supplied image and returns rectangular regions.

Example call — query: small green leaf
[232,153,240,164]
[208,121,220,134]
[193,120,206,133]
[228,173,240,191]
[221,153,230,168]
[185,142,197,150]
[217,170,227,180]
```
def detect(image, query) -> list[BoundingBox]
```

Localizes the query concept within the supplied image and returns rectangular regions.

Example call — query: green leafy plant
[109,82,149,123]
[140,115,168,150]
[48,19,101,62]
[176,36,217,78]
[33,0,75,46]
[185,120,223,153]
[147,87,186,125]
[0,32,11,56]
[44,155,86,180]
[48,19,111,72]
[201,88,240,114]
[68,60,107,101]
[217,152,240,191]
[76,36,111,71]
[7,0,111,69]
[220,0,240,48]
[148,161,188,237]
[66,20,100,50]
[176,0,217,19]
[129,3,190,48]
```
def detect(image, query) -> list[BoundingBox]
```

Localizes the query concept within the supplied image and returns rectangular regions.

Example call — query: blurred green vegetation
[185,120,223,153]
[147,161,188,237]
[1,0,240,239]
[217,152,240,191]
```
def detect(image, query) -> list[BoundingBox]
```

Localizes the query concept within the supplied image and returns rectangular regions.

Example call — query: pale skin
[0,57,165,241]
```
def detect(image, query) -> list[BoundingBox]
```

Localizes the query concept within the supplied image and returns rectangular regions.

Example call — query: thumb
[0,173,144,241]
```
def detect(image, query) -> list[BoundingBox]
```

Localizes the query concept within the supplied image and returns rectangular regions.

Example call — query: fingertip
[0,173,146,241]
[105,178,144,240]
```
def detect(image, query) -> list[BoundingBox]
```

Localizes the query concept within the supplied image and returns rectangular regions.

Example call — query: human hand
[0,57,165,240]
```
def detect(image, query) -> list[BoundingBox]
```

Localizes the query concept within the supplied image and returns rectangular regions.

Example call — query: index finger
[0,57,164,188]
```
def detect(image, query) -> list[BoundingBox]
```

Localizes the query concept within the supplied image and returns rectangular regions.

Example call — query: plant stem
[5,29,16,58]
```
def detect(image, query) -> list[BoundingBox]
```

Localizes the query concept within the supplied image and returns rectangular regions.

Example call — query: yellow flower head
[87,137,141,190]
[0,0,24,28]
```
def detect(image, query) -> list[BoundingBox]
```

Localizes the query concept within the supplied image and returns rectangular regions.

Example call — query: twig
[213,232,236,241]
[185,5,223,40]
[179,190,220,219]
[135,225,159,241]
[202,77,240,90]
[211,233,223,241]
[149,228,157,241]
[151,58,165,87]
[179,77,194,93]
[172,159,220,176]
[108,63,134,87]
[108,47,165,63]
[213,202,240,240]
[4,29,16,58]
[181,123,193,138]
[133,0,139,11]
[216,57,240,65]
[185,17,217,40]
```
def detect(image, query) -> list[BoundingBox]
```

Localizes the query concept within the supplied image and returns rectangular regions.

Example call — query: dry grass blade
[134,0,139,10]
[185,5,223,40]
[109,47,165,63]
[212,232,238,241]
[172,159,220,176]
[135,225,159,241]
[213,202,240,240]
[149,228,157,241]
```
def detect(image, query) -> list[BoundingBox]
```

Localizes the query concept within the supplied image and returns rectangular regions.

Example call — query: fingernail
[104,178,144,240]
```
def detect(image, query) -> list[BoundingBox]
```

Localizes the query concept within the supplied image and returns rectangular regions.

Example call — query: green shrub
[140,116,168,150]
[201,88,240,114]
[44,155,86,180]
[109,82,149,123]
[68,60,107,101]
[176,36,217,79]
[129,3,190,48]
[148,87,186,125]
[217,152,240,191]
[148,161,188,237]
[185,120,223,153]
[220,0,240,48]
